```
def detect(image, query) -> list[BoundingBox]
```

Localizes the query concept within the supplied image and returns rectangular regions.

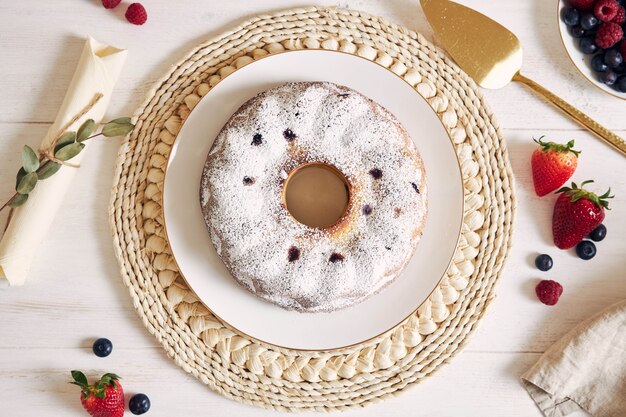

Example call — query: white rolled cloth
[0,37,127,286]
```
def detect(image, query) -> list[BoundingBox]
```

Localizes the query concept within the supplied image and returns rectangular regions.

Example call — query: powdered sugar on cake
[201,82,427,313]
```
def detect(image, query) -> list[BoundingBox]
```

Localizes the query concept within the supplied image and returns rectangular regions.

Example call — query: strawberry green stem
[534,137,581,156]
[556,180,614,209]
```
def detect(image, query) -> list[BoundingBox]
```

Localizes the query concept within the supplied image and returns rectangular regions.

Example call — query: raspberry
[595,0,620,21]
[102,0,121,8]
[568,0,596,11]
[612,5,626,24]
[596,22,624,48]
[125,3,147,25]
[535,280,563,306]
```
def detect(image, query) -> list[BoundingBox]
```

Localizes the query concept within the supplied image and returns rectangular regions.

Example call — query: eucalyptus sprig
[0,117,134,213]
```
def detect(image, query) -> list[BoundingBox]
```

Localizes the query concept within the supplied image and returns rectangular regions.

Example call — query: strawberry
[552,181,613,249]
[531,137,580,197]
[70,371,125,417]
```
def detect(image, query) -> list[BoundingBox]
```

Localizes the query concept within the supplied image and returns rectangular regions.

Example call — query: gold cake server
[421,0,626,156]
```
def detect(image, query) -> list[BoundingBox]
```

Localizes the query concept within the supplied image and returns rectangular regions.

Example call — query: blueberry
[615,62,626,74]
[616,76,626,92]
[600,70,618,85]
[288,246,300,262]
[570,25,586,38]
[283,129,297,141]
[129,393,151,415]
[576,240,597,260]
[588,224,607,242]
[579,36,599,54]
[604,49,624,68]
[535,254,553,271]
[251,133,263,146]
[369,168,383,179]
[561,7,580,26]
[92,338,113,358]
[592,54,609,72]
[580,13,599,31]
[329,253,344,263]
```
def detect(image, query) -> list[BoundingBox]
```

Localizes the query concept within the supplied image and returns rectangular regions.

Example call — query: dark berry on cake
[288,246,301,262]
[369,168,383,179]
[283,129,297,141]
[363,204,373,215]
[243,176,255,185]
[251,133,263,146]
[329,253,345,263]
[411,182,421,193]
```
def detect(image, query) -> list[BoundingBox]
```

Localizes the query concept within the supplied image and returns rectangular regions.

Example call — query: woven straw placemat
[110,6,515,411]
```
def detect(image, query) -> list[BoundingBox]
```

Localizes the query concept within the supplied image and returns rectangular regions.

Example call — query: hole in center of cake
[283,162,350,229]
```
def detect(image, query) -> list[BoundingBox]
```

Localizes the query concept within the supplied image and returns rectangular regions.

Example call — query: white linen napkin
[522,300,626,417]
[0,37,127,286]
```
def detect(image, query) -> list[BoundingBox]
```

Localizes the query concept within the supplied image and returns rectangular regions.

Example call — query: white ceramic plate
[558,0,626,100]
[163,50,463,351]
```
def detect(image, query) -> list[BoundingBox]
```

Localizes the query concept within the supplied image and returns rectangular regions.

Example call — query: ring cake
[200,82,427,313]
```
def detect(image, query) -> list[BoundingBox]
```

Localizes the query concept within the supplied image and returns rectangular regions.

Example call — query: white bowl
[557,0,626,100]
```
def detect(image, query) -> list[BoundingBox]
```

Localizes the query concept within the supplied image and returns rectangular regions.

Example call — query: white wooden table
[1,1,624,416]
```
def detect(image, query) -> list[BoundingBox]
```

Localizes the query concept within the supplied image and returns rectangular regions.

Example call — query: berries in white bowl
[560,0,626,97]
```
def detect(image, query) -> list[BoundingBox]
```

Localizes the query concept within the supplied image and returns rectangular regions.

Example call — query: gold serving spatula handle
[512,72,626,156]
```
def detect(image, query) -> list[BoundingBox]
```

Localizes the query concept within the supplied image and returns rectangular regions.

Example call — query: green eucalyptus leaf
[55,132,77,153]
[16,172,38,194]
[54,142,84,161]
[37,161,62,180]
[22,145,40,173]
[108,117,132,125]
[8,193,28,208]
[16,167,27,188]
[77,119,96,142]
[101,119,134,137]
